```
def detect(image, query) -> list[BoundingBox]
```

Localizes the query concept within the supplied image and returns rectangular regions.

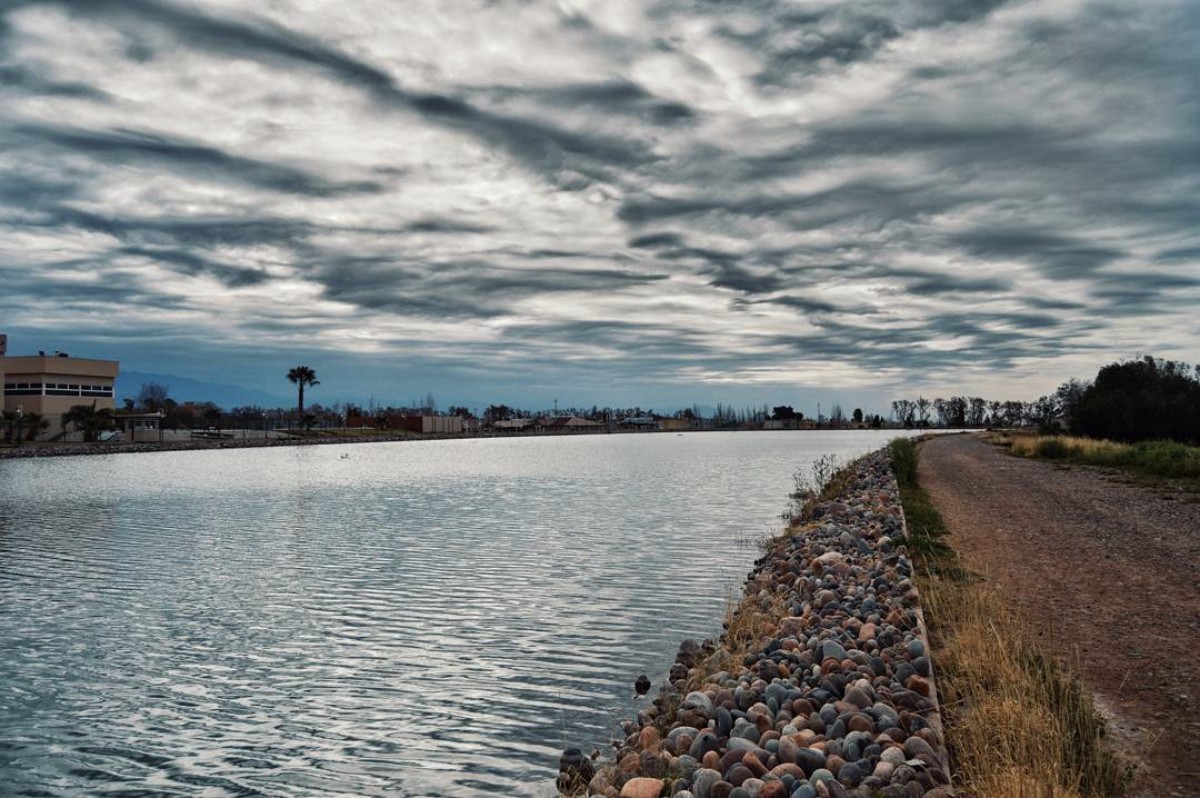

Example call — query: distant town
[1,335,1077,447]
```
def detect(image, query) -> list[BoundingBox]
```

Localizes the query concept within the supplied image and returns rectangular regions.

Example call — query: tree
[1054,378,1090,433]
[286,366,320,419]
[483,404,514,423]
[22,412,49,443]
[852,408,863,424]
[891,399,916,428]
[63,403,115,442]
[945,396,968,428]
[138,381,170,411]
[916,397,931,427]
[772,405,797,420]
[830,404,846,425]
[1072,356,1200,443]
[967,397,988,427]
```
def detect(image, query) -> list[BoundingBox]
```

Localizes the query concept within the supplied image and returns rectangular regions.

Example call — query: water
[0,430,910,797]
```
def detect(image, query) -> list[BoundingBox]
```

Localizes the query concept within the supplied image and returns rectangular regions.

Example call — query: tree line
[890,355,1200,445]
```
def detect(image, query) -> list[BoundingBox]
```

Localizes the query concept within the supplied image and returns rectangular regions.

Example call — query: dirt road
[918,434,1200,798]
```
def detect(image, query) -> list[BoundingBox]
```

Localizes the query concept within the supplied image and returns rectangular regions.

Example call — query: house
[537,415,605,433]
[491,418,535,432]
[112,410,165,442]
[1,339,119,440]
[659,418,690,432]
[620,416,659,430]
[397,415,464,434]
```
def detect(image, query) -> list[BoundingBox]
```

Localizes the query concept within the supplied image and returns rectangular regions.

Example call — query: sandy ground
[918,434,1200,798]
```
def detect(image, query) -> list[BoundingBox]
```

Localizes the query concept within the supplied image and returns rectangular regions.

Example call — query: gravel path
[918,434,1200,798]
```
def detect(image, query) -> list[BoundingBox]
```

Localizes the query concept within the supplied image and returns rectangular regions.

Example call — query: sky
[1,0,1198,414]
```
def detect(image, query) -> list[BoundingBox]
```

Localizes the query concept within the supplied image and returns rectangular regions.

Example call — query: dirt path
[918,434,1200,798]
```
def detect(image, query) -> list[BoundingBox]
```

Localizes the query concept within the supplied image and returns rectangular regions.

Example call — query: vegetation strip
[561,447,953,798]
[892,437,1131,798]
[987,432,1200,481]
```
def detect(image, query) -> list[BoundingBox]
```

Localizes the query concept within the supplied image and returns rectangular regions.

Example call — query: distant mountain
[116,371,292,409]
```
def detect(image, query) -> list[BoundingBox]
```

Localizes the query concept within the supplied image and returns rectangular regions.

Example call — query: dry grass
[678,578,792,697]
[1006,435,1126,461]
[891,437,1132,798]
[920,579,1130,798]
[991,433,1200,481]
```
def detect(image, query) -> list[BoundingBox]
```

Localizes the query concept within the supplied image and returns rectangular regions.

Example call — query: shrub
[1034,437,1070,459]
[889,437,919,486]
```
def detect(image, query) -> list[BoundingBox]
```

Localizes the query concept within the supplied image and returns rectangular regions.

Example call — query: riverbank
[563,448,953,798]
[0,432,416,459]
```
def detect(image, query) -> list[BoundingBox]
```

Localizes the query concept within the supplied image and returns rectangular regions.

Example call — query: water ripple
[0,431,913,796]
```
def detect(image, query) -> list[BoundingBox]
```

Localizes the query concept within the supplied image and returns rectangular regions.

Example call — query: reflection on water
[0,431,911,796]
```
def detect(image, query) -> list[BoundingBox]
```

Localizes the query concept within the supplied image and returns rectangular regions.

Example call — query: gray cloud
[19,124,385,196]
[1,0,1197,404]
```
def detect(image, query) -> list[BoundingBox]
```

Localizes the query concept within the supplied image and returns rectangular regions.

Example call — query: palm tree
[23,412,49,443]
[287,366,320,421]
[63,402,114,442]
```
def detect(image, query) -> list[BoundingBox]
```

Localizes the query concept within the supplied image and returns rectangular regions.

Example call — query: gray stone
[684,691,714,713]
[692,768,722,798]
[837,762,864,788]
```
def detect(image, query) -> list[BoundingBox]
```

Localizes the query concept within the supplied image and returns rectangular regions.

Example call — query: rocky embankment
[561,449,952,798]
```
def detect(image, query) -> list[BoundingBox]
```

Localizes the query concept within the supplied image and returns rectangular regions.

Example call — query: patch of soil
[919,434,1200,797]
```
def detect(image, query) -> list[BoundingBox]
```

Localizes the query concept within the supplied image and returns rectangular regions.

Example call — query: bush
[889,437,919,486]
[1033,437,1070,459]
[1129,440,1200,479]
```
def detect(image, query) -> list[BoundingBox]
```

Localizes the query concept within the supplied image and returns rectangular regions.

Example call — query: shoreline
[562,448,952,798]
[0,427,909,462]
[0,433,419,460]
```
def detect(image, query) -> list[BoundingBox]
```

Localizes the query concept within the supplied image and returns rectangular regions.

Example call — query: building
[397,415,464,435]
[536,415,605,433]
[1,341,119,439]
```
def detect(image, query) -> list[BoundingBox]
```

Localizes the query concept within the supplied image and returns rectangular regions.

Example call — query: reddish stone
[743,753,767,777]
[619,777,664,798]
[906,675,932,698]
[759,781,788,798]
[848,714,874,733]
[718,749,744,773]
[770,763,805,779]
[637,727,661,752]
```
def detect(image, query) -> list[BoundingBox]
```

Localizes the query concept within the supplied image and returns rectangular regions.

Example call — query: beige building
[1,345,119,438]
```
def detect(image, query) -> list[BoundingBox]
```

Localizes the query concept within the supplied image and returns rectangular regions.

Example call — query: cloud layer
[2,0,1197,405]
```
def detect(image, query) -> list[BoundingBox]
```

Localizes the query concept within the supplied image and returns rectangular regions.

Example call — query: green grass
[889,437,1132,798]
[996,434,1200,480]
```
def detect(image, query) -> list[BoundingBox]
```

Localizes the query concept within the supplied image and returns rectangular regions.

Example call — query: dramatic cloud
[1,0,1198,408]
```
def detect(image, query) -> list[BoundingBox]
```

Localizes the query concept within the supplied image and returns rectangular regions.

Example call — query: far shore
[0,426,910,461]
[0,432,421,460]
